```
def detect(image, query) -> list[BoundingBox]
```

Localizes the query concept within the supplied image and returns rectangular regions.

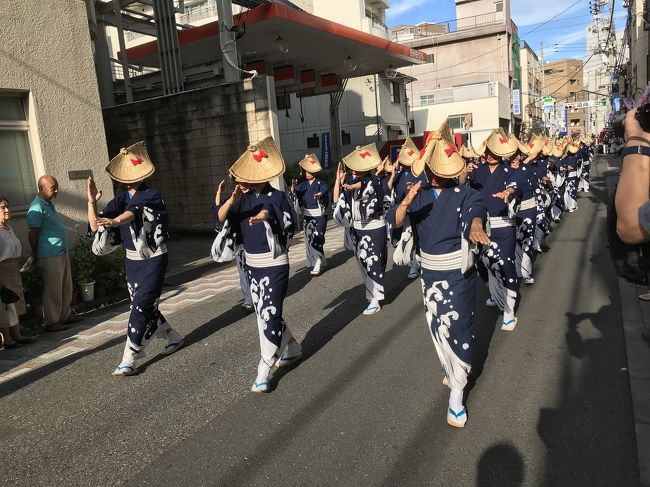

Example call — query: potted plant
[70,236,97,302]
[20,259,43,317]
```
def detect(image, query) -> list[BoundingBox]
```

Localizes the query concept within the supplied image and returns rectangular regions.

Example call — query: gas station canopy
[125,3,426,94]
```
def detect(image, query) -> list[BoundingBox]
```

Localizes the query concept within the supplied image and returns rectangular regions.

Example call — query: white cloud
[386,0,430,18]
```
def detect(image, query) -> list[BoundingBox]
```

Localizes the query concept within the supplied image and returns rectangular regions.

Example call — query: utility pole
[216,0,240,83]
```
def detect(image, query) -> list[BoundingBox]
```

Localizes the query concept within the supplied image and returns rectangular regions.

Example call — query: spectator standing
[0,197,37,347]
[27,176,81,332]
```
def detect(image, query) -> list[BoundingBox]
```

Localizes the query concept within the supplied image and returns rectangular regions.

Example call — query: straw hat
[459,143,479,159]
[565,141,579,154]
[508,134,528,155]
[342,143,382,172]
[106,141,155,184]
[413,120,465,179]
[298,153,322,173]
[551,144,565,158]
[229,136,285,183]
[397,137,419,167]
[525,133,544,155]
[541,137,554,156]
[479,129,517,158]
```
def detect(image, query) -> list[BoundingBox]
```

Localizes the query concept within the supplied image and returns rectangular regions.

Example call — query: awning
[124,3,426,94]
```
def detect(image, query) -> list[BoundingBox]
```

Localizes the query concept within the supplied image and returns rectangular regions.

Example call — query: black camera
[613,104,650,137]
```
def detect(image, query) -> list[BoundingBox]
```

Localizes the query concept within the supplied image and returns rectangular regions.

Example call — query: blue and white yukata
[564,153,579,212]
[290,179,329,273]
[212,184,298,380]
[578,145,591,192]
[212,199,251,308]
[548,157,565,221]
[392,167,428,273]
[468,163,521,324]
[531,156,552,251]
[92,185,183,367]
[334,174,387,309]
[387,184,487,410]
[512,163,538,280]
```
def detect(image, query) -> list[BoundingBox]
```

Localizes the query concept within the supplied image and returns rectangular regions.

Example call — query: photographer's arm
[616,109,650,244]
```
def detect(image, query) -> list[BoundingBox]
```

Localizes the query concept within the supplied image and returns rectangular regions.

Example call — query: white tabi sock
[283,338,302,359]
[312,258,322,274]
[255,357,273,385]
[120,337,145,366]
[449,388,464,412]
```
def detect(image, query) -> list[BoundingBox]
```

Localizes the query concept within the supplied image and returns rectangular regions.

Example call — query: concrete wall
[0,0,112,254]
[411,92,504,145]
[102,77,275,232]
[456,0,509,20]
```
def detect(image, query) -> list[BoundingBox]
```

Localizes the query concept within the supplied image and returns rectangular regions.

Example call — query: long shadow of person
[270,264,416,390]
[477,442,525,487]
[536,303,639,486]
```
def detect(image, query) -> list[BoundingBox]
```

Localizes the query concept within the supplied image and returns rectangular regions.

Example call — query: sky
[386,0,628,62]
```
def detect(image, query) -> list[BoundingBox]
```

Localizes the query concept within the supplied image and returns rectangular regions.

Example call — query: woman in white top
[0,197,36,348]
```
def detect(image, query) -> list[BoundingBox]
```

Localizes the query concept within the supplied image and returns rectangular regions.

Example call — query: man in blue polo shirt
[27,175,81,331]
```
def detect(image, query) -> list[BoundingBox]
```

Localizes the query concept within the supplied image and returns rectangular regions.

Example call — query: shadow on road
[477,442,524,487]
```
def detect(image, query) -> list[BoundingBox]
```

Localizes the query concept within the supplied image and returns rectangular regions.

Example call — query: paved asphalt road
[0,157,640,486]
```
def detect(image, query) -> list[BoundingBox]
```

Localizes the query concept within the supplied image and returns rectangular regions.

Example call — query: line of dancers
[85,122,593,427]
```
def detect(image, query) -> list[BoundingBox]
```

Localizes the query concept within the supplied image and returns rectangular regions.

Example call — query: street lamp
[343,55,357,72]
[273,35,290,54]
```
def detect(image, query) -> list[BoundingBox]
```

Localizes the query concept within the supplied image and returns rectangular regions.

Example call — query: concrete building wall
[0,0,112,254]
[456,0,510,21]
[519,43,543,133]
[544,59,585,135]
[102,77,275,232]
[626,0,650,98]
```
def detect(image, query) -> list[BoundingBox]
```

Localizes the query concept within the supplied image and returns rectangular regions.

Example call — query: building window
[390,81,401,103]
[409,119,415,135]
[0,93,36,208]
[569,79,577,85]
[276,93,291,110]
[307,133,320,148]
[495,1,503,12]
[448,114,467,131]
[420,94,435,106]
[341,130,351,145]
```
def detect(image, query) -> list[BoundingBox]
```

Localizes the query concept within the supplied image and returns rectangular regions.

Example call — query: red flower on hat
[252,150,268,162]
[407,149,414,156]
[529,142,535,148]
[359,151,371,158]
[444,144,456,157]
[130,157,143,166]
[309,159,316,165]
[499,137,507,144]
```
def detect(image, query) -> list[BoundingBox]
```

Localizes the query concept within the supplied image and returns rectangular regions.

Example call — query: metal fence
[391,11,504,42]
[412,82,497,107]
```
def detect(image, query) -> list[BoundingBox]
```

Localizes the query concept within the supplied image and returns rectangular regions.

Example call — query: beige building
[544,59,586,136]
[393,0,519,144]
[623,0,649,99]
[519,42,543,136]
[0,0,112,253]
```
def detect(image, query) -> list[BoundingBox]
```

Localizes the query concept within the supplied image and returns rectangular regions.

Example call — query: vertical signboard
[321,132,331,168]
[512,89,521,116]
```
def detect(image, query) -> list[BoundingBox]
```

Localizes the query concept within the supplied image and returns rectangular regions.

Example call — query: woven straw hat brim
[106,141,156,184]
[230,136,286,183]
[298,153,322,173]
[397,138,419,166]
[343,144,382,172]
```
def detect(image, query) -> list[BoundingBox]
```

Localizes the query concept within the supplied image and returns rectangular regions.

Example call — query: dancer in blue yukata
[290,153,330,276]
[511,134,543,285]
[392,137,426,279]
[87,141,184,376]
[470,129,522,331]
[563,140,580,213]
[213,137,301,393]
[333,143,387,316]
[213,179,253,311]
[387,122,490,428]
[577,136,592,193]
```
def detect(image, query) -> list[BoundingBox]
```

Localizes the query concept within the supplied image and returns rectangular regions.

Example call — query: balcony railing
[391,11,505,42]
[413,82,497,107]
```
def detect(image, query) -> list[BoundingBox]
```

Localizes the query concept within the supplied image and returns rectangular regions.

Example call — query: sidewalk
[604,153,650,486]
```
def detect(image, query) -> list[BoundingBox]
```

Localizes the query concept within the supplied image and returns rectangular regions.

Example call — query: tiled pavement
[0,225,346,384]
